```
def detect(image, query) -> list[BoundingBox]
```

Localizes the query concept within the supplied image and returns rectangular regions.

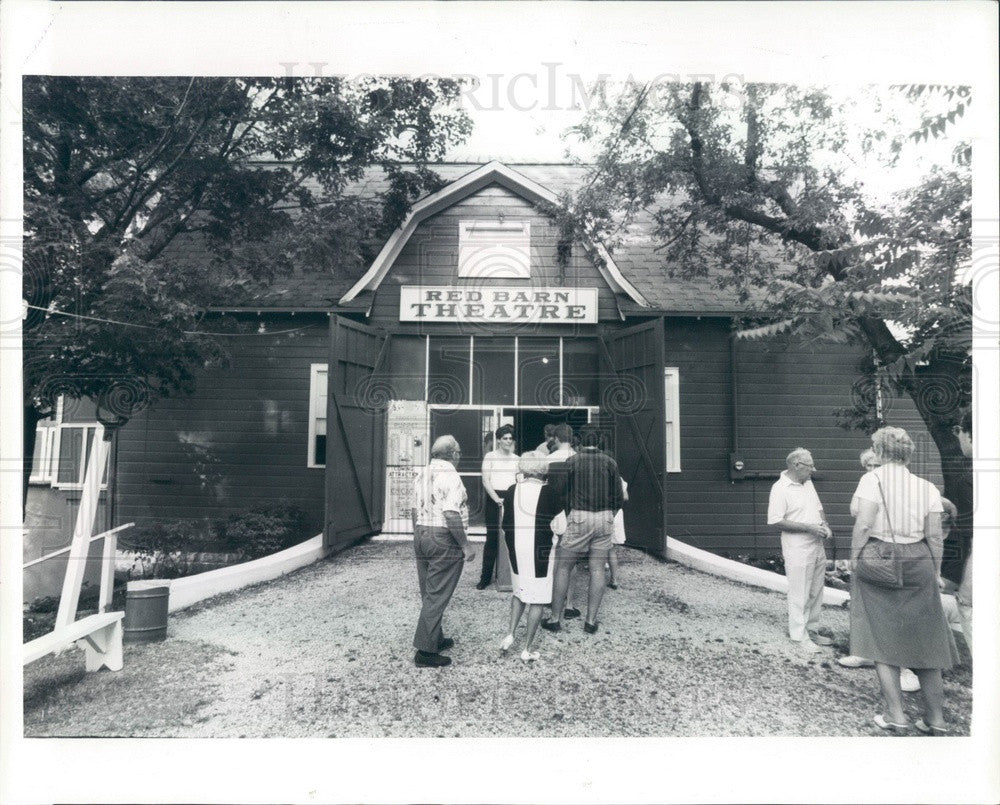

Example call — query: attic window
[458,220,530,279]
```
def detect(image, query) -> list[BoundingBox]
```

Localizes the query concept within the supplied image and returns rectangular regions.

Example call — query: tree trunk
[905,361,974,584]
[23,404,44,515]
[855,318,972,580]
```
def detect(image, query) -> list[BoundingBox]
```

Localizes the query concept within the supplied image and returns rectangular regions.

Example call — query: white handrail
[22,523,135,570]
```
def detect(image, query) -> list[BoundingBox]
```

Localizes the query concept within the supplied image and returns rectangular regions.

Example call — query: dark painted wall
[111,310,942,558]
[661,317,942,557]
[114,314,329,536]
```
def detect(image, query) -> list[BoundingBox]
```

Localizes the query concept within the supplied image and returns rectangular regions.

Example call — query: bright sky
[450,79,972,202]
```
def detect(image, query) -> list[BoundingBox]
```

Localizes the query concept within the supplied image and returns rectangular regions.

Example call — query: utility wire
[24,304,323,337]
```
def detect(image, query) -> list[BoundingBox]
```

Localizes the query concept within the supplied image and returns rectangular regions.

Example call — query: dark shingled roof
[168,162,747,315]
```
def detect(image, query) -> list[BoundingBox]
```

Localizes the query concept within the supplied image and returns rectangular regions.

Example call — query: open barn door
[325,316,389,549]
[599,319,666,557]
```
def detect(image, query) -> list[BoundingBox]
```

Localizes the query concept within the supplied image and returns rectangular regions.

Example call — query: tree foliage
[21,76,470,503]
[23,76,471,422]
[564,81,972,538]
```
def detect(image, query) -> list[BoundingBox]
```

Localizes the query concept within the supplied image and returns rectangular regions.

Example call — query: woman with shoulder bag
[849,427,958,734]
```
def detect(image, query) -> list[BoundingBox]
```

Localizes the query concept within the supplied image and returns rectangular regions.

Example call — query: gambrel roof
[167,161,747,315]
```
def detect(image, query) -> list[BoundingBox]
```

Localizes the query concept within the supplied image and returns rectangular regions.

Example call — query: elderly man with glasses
[767,447,834,654]
[411,435,476,668]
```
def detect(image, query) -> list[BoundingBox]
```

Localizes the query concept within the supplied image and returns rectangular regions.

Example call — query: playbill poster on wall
[383,401,428,532]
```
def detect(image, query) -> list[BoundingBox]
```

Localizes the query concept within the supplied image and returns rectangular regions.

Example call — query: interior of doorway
[425,405,597,535]
[506,408,593,454]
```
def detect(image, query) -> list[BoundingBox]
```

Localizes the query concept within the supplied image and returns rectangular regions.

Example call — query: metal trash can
[123,580,170,643]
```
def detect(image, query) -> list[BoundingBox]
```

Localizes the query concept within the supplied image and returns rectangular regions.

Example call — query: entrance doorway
[427,404,598,534]
[505,408,593,454]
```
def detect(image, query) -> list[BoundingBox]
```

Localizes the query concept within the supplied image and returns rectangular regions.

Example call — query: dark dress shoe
[438,637,454,651]
[583,621,599,634]
[414,651,452,668]
[475,581,491,590]
[563,607,581,619]
[540,619,561,632]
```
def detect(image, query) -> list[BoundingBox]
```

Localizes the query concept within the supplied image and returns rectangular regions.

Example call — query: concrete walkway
[23,540,972,738]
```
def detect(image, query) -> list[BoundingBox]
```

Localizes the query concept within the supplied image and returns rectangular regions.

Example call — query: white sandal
[520,649,539,662]
[500,634,514,653]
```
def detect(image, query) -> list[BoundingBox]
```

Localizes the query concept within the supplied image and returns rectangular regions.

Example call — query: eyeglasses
[795,461,815,469]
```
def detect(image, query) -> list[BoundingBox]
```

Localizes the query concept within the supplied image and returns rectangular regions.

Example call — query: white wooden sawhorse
[23,424,131,672]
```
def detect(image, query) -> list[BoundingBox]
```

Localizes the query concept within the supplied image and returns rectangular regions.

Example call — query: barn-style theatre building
[105,161,938,558]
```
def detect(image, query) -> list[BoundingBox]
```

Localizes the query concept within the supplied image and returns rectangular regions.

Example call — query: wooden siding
[661,318,942,558]
[110,305,945,559]
[601,321,666,554]
[365,184,621,329]
[114,314,330,536]
[325,316,387,547]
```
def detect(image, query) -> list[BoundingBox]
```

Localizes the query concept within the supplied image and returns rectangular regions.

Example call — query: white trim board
[665,536,850,607]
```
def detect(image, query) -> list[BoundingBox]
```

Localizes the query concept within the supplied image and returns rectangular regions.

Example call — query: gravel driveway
[23,540,972,737]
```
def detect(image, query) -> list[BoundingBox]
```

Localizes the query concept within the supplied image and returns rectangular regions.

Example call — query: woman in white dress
[498,452,564,661]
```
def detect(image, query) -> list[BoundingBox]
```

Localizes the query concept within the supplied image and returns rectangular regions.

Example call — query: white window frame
[52,424,109,490]
[30,397,110,490]
[424,335,598,409]
[457,219,530,279]
[29,399,62,485]
[308,363,328,469]
[664,367,682,472]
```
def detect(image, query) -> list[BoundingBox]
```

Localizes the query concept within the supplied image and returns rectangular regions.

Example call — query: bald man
[411,435,476,668]
[768,447,833,653]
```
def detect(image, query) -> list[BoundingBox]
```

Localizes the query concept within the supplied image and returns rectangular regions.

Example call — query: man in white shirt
[545,423,575,467]
[767,447,833,654]
[411,435,476,667]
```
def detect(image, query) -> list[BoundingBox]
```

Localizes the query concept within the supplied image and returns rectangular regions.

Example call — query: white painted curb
[138,532,850,616]
[136,534,330,613]
[665,536,850,607]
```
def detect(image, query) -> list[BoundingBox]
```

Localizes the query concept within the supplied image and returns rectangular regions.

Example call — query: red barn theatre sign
[399,286,598,324]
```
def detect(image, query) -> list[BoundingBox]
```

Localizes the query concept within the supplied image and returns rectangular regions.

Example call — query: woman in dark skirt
[850,426,958,734]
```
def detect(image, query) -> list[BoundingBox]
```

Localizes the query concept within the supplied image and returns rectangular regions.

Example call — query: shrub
[217,502,307,559]
[127,519,213,555]
[122,503,309,576]
[26,595,59,614]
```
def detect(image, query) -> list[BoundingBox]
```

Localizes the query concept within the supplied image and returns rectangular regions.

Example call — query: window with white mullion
[52,424,109,490]
[513,337,519,404]
[558,337,564,407]
[28,424,56,484]
[29,396,64,485]
[664,368,681,472]
[458,220,530,279]
[308,364,328,468]
[468,336,474,405]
